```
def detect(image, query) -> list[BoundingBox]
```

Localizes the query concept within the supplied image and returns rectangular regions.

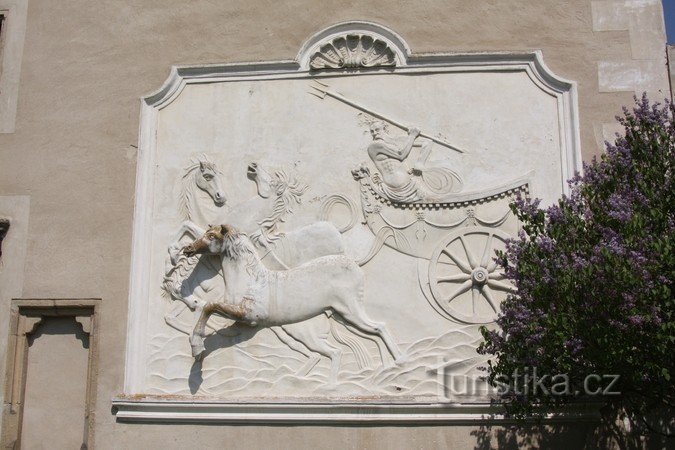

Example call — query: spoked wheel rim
[428,227,514,324]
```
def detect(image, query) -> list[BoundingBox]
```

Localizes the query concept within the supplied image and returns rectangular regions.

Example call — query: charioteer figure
[365,119,463,203]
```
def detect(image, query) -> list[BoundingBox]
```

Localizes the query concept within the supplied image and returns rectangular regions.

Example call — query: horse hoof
[191,340,206,359]
[192,346,205,360]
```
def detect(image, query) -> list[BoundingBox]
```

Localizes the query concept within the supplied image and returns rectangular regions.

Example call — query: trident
[309,80,466,154]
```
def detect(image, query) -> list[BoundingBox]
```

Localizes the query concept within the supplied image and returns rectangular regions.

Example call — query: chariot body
[337,165,532,325]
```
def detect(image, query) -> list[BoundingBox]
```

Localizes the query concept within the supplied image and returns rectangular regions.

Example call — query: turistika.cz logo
[437,363,620,399]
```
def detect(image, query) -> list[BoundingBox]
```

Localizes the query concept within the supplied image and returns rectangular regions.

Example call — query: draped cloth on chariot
[375,165,463,203]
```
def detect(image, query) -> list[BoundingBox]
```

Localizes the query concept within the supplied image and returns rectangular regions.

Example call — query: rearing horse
[184,225,405,380]
[162,156,375,376]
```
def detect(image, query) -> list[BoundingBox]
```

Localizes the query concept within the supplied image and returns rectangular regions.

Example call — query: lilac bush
[478,95,674,424]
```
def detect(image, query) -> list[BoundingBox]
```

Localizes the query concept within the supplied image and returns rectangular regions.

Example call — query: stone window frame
[1,298,100,449]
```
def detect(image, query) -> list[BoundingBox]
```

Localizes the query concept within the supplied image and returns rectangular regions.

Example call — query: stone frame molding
[1,299,100,449]
[112,399,600,424]
[118,21,582,423]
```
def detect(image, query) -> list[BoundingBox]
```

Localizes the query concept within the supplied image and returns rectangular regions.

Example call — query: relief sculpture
[183,224,404,382]
[307,82,530,325]
[140,58,564,400]
[120,23,580,413]
[153,87,532,395]
[160,156,384,385]
[363,117,463,203]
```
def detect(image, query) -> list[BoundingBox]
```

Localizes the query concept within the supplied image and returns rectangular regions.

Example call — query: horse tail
[329,319,371,369]
[355,227,394,267]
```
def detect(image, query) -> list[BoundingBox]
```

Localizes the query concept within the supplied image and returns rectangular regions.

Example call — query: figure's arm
[368,127,421,162]
[398,127,421,161]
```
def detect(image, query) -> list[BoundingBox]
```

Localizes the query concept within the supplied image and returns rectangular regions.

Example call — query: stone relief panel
[122,24,580,411]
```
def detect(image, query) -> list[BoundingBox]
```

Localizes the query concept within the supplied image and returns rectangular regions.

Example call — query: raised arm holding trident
[309,80,466,154]
[309,81,464,202]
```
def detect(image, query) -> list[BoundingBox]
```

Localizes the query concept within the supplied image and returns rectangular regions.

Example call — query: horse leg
[191,301,251,359]
[336,313,391,366]
[270,327,321,376]
[190,302,216,359]
[165,296,228,338]
[283,323,342,383]
[329,318,372,370]
[332,304,404,366]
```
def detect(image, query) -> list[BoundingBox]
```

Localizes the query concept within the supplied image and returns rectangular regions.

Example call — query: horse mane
[161,254,196,300]
[179,154,220,222]
[253,169,309,245]
[224,231,268,282]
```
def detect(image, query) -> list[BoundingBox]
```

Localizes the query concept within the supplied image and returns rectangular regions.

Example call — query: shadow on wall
[470,408,671,450]
[27,317,90,349]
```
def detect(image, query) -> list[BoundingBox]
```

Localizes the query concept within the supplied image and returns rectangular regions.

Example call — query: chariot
[323,166,532,325]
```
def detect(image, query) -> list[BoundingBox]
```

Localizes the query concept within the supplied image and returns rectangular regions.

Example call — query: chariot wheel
[428,227,515,324]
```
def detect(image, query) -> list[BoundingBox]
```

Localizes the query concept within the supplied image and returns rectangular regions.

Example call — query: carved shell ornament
[309,34,397,70]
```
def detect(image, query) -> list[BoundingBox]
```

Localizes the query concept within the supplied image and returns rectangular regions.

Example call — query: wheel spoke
[480,233,494,268]
[446,279,472,303]
[441,249,472,273]
[436,260,461,268]
[490,271,506,280]
[487,279,516,293]
[471,286,480,314]
[458,235,478,269]
[437,273,471,283]
[482,287,498,312]
[487,259,498,272]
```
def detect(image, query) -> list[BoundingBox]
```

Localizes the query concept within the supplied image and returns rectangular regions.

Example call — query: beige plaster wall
[0,0,669,448]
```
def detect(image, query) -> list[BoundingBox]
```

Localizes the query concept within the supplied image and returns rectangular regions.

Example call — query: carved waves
[146,325,484,397]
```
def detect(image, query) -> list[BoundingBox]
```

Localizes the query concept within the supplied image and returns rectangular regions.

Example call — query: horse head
[183,224,232,257]
[351,163,371,181]
[183,223,252,259]
[195,160,226,206]
[247,162,275,199]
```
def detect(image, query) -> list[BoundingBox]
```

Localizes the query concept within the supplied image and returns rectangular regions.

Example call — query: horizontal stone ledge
[111,397,601,424]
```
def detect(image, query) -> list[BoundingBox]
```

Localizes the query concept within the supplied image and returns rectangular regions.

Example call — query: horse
[163,156,342,325]
[162,155,233,332]
[161,156,373,373]
[183,224,405,381]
